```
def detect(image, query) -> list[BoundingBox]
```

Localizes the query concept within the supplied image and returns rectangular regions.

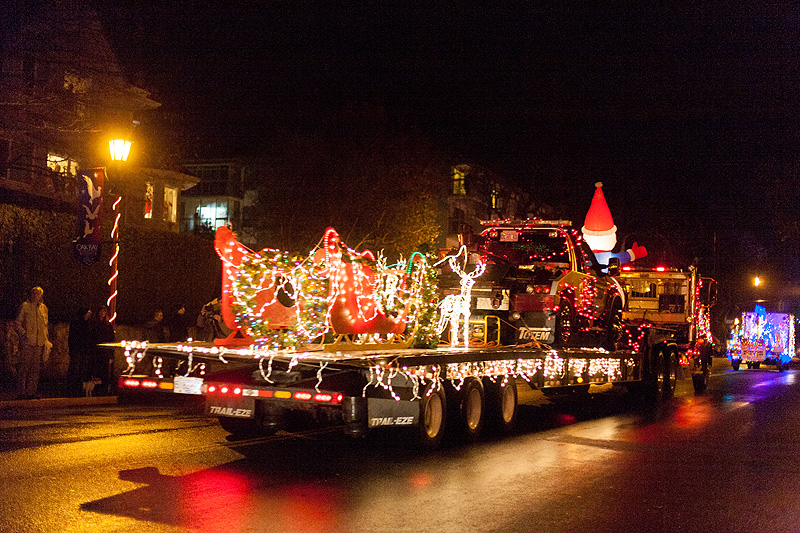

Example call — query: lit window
[47,153,77,176]
[452,167,466,195]
[163,186,177,223]
[144,183,153,219]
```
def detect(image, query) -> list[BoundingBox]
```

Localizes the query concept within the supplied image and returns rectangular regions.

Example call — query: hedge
[0,204,221,325]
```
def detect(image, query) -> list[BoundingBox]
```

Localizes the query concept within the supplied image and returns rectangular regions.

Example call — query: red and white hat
[581,182,617,237]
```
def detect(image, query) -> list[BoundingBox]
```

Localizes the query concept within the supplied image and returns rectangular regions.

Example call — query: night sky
[97,2,800,301]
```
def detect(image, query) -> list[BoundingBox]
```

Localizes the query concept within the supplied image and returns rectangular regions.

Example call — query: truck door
[575,241,614,323]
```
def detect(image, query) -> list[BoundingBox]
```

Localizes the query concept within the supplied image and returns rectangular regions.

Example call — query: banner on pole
[72,168,105,265]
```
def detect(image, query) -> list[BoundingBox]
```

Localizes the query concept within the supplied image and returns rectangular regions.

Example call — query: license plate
[173,375,203,395]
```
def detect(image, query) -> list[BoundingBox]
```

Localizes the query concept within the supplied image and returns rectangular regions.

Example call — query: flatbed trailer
[118,330,676,449]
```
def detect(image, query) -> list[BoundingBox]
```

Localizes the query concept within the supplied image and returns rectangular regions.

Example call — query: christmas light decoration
[435,247,487,347]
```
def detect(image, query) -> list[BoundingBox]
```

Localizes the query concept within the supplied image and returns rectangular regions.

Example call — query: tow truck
[117,221,691,449]
[617,264,717,393]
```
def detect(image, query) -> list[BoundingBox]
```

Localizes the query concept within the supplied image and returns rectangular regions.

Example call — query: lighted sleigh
[213,226,436,350]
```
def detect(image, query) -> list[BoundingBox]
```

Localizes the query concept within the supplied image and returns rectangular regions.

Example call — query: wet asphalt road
[2,362,800,533]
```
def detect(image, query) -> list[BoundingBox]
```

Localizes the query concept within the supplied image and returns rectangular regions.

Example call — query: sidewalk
[0,378,118,410]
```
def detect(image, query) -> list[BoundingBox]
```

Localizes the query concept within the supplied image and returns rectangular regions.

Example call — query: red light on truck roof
[655,267,667,272]
[233,387,242,395]
[207,385,216,393]
[220,386,229,394]
[621,266,633,271]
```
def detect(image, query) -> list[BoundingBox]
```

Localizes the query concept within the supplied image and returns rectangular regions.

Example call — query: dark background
[95,2,800,317]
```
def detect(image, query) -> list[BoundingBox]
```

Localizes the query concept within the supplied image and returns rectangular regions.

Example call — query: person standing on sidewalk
[15,287,49,400]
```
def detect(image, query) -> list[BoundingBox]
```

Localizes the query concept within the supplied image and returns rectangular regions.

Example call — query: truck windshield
[479,229,570,266]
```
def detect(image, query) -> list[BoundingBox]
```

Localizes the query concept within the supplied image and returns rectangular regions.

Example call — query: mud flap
[206,397,256,418]
[367,397,419,428]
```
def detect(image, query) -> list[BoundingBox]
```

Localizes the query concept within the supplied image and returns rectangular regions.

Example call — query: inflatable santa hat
[581,181,647,263]
[582,182,617,251]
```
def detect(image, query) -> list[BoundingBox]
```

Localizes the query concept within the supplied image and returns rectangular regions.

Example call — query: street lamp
[108,138,132,162]
[754,276,762,288]
[106,138,132,324]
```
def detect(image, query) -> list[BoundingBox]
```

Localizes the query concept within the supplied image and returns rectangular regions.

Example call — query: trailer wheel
[417,385,446,450]
[459,378,485,441]
[753,362,761,370]
[776,360,786,372]
[731,359,741,371]
[484,375,517,435]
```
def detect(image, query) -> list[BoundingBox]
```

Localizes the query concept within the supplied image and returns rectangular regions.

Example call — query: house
[180,159,260,245]
[443,163,530,249]
[0,1,201,232]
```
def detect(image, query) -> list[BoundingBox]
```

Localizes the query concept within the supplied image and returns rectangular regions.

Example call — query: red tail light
[233,387,242,395]
[141,380,158,388]
[207,385,217,393]
[123,378,140,388]
[314,393,333,402]
[220,386,229,394]
[294,392,312,401]
[336,393,343,403]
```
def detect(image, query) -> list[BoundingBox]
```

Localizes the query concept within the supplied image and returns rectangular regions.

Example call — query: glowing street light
[106,139,132,324]
[754,276,762,288]
[108,138,132,162]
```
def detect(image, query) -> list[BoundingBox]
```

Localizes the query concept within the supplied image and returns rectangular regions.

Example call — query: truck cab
[442,219,624,348]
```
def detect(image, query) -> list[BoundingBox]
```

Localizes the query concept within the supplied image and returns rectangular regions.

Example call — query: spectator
[144,309,167,343]
[166,304,191,342]
[90,305,116,395]
[196,298,232,341]
[15,287,50,400]
[67,307,93,397]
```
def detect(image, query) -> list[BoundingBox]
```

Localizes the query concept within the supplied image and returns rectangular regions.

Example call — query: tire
[692,344,711,395]
[692,373,708,394]
[776,360,786,372]
[417,385,447,450]
[605,298,624,351]
[459,378,485,442]
[746,362,753,369]
[732,359,741,371]
[554,300,574,347]
[484,376,518,435]
[753,362,761,370]
[654,346,677,399]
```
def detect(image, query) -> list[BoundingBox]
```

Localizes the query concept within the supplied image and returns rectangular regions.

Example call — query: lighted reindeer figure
[436,248,486,347]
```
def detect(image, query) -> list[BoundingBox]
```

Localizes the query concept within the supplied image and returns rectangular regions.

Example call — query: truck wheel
[776,360,786,372]
[554,300,574,347]
[459,378,485,441]
[484,376,517,435]
[417,385,446,450]
[604,298,623,351]
[732,359,741,371]
[692,373,708,394]
[655,346,677,398]
[692,345,711,394]
[753,362,761,370]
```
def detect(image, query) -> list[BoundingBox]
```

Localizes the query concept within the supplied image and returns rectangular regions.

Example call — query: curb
[0,396,118,410]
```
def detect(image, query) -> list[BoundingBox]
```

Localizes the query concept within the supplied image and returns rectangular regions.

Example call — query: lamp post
[107,137,131,324]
